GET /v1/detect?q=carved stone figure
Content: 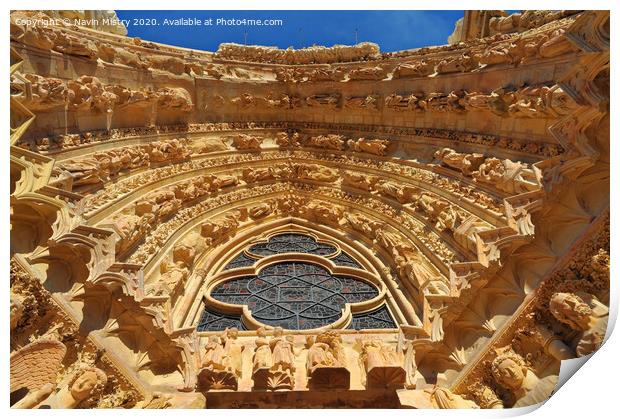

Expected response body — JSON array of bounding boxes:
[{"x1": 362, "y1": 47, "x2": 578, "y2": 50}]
[
  {"x1": 347, "y1": 138, "x2": 390, "y2": 156},
  {"x1": 491, "y1": 350, "x2": 557, "y2": 407},
  {"x1": 222, "y1": 328, "x2": 244, "y2": 377},
  {"x1": 472, "y1": 158, "x2": 539, "y2": 194},
  {"x1": 200, "y1": 213, "x2": 239, "y2": 245},
  {"x1": 17, "y1": 364, "x2": 108, "y2": 409},
  {"x1": 230, "y1": 133, "x2": 263, "y2": 150},
  {"x1": 10, "y1": 294, "x2": 24, "y2": 332},
  {"x1": 305, "y1": 94, "x2": 340, "y2": 109},
  {"x1": 306, "y1": 134, "x2": 345, "y2": 150},
  {"x1": 265, "y1": 327, "x2": 295, "y2": 390},
  {"x1": 392, "y1": 60, "x2": 435, "y2": 78},
  {"x1": 342, "y1": 171, "x2": 379, "y2": 191},
  {"x1": 549, "y1": 292, "x2": 609, "y2": 356},
  {"x1": 149, "y1": 138, "x2": 191, "y2": 162},
  {"x1": 359, "y1": 339, "x2": 405, "y2": 389},
  {"x1": 202, "y1": 336, "x2": 226, "y2": 371},
  {"x1": 385, "y1": 93, "x2": 419, "y2": 111},
  {"x1": 306, "y1": 332, "x2": 349, "y2": 390},
  {"x1": 198, "y1": 332, "x2": 239, "y2": 391},
  {"x1": 248, "y1": 202, "x2": 273, "y2": 219},
  {"x1": 242, "y1": 167, "x2": 274, "y2": 183},
  {"x1": 252, "y1": 327, "x2": 273, "y2": 372},
  {"x1": 348, "y1": 66, "x2": 388, "y2": 81},
  {"x1": 301, "y1": 200, "x2": 344, "y2": 225},
  {"x1": 344, "y1": 212, "x2": 382, "y2": 237},
  {"x1": 293, "y1": 163, "x2": 339, "y2": 182},
  {"x1": 344, "y1": 95, "x2": 378, "y2": 110},
  {"x1": 374, "y1": 180, "x2": 419, "y2": 203},
  {"x1": 434, "y1": 148, "x2": 485, "y2": 175}
]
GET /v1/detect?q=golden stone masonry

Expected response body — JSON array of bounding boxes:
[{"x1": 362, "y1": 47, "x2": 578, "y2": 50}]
[{"x1": 9, "y1": 9, "x2": 609, "y2": 409}]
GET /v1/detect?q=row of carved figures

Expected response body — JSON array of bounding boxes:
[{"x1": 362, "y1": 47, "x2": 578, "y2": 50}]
[
  {"x1": 11, "y1": 73, "x2": 193, "y2": 113},
  {"x1": 11, "y1": 11, "x2": 576, "y2": 79},
  {"x1": 196, "y1": 287, "x2": 608, "y2": 407},
  {"x1": 225, "y1": 83, "x2": 575, "y2": 118},
  {"x1": 57, "y1": 136, "x2": 537, "y2": 204},
  {"x1": 21, "y1": 120, "x2": 562, "y2": 158},
  {"x1": 12, "y1": 65, "x2": 573, "y2": 121},
  {"x1": 198, "y1": 327, "x2": 408, "y2": 392}
]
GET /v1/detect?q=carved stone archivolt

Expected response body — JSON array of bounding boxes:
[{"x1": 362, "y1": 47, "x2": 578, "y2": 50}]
[{"x1": 10, "y1": 9, "x2": 608, "y2": 409}]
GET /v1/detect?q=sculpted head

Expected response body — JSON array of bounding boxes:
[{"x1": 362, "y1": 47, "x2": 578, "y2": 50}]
[
  {"x1": 491, "y1": 352, "x2": 527, "y2": 391},
  {"x1": 69, "y1": 366, "x2": 107, "y2": 402},
  {"x1": 256, "y1": 326, "x2": 267, "y2": 338},
  {"x1": 273, "y1": 326, "x2": 284, "y2": 338},
  {"x1": 225, "y1": 327, "x2": 239, "y2": 339},
  {"x1": 549, "y1": 292, "x2": 592, "y2": 331},
  {"x1": 10, "y1": 295, "x2": 24, "y2": 331}
]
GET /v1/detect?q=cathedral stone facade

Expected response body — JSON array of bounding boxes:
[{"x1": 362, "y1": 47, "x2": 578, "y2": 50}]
[{"x1": 9, "y1": 10, "x2": 609, "y2": 409}]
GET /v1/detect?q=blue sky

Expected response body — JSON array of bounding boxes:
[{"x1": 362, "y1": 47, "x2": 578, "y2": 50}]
[{"x1": 115, "y1": 10, "x2": 467, "y2": 52}]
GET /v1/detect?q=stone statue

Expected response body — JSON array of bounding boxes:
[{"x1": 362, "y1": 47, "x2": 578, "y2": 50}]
[
  {"x1": 22, "y1": 365, "x2": 108, "y2": 409},
  {"x1": 264, "y1": 327, "x2": 296, "y2": 390},
  {"x1": 248, "y1": 202, "x2": 273, "y2": 219},
  {"x1": 374, "y1": 180, "x2": 419, "y2": 203},
  {"x1": 344, "y1": 212, "x2": 382, "y2": 236},
  {"x1": 359, "y1": 339, "x2": 405, "y2": 389},
  {"x1": 472, "y1": 158, "x2": 539, "y2": 194},
  {"x1": 293, "y1": 163, "x2": 339, "y2": 182},
  {"x1": 306, "y1": 134, "x2": 345, "y2": 150},
  {"x1": 549, "y1": 291, "x2": 608, "y2": 356},
  {"x1": 221, "y1": 327, "x2": 244, "y2": 377},
  {"x1": 252, "y1": 327, "x2": 273, "y2": 373},
  {"x1": 342, "y1": 171, "x2": 379, "y2": 191},
  {"x1": 270, "y1": 327, "x2": 295, "y2": 373},
  {"x1": 306, "y1": 335, "x2": 341, "y2": 373},
  {"x1": 344, "y1": 95, "x2": 378, "y2": 110},
  {"x1": 347, "y1": 138, "x2": 390, "y2": 156},
  {"x1": 230, "y1": 133, "x2": 263, "y2": 150},
  {"x1": 434, "y1": 147, "x2": 484, "y2": 175},
  {"x1": 491, "y1": 349, "x2": 557, "y2": 407},
  {"x1": 306, "y1": 332, "x2": 349, "y2": 390},
  {"x1": 198, "y1": 328, "x2": 243, "y2": 390},
  {"x1": 305, "y1": 94, "x2": 340, "y2": 109},
  {"x1": 202, "y1": 335, "x2": 226, "y2": 371}
]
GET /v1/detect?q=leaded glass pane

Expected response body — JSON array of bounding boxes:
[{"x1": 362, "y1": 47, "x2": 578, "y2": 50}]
[
  {"x1": 209, "y1": 261, "x2": 379, "y2": 330},
  {"x1": 224, "y1": 252, "x2": 257, "y2": 270},
  {"x1": 330, "y1": 251, "x2": 363, "y2": 268},
  {"x1": 248, "y1": 233, "x2": 337, "y2": 257},
  {"x1": 197, "y1": 306, "x2": 246, "y2": 332},
  {"x1": 348, "y1": 305, "x2": 397, "y2": 330}
]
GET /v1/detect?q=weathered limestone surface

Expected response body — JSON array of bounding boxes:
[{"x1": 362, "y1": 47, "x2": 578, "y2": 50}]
[{"x1": 9, "y1": 9, "x2": 609, "y2": 409}]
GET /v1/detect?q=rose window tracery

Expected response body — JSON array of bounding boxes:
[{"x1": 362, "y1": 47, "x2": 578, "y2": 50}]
[{"x1": 197, "y1": 232, "x2": 397, "y2": 331}]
